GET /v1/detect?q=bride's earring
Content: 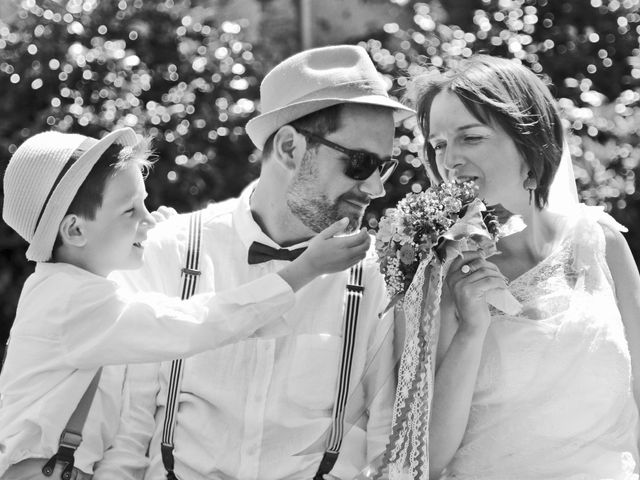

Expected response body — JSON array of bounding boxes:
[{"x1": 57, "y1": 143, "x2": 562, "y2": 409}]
[{"x1": 523, "y1": 171, "x2": 537, "y2": 205}]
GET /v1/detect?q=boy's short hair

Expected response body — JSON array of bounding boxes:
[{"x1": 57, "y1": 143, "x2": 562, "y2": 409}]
[
  {"x1": 65, "y1": 137, "x2": 153, "y2": 221},
  {"x1": 2, "y1": 128, "x2": 141, "y2": 262}
]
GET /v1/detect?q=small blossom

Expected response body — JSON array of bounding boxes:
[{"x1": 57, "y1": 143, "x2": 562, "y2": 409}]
[{"x1": 399, "y1": 243, "x2": 416, "y2": 265}]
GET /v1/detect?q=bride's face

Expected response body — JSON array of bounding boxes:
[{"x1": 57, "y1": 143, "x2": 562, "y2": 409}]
[{"x1": 427, "y1": 90, "x2": 530, "y2": 211}]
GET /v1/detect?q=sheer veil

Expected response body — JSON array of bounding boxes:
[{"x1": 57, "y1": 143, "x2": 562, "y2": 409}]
[
  {"x1": 547, "y1": 139, "x2": 580, "y2": 215},
  {"x1": 548, "y1": 138, "x2": 626, "y2": 232}
]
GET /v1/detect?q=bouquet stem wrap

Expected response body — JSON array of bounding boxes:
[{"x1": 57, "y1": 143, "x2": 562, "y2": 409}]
[{"x1": 374, "y1": 253, "x2": 447, "y2": 480}]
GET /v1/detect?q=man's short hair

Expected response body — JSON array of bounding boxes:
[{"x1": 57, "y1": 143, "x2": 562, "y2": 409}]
[{"x1": 261, "y1": 104, "x2": 344, "y2": 159}]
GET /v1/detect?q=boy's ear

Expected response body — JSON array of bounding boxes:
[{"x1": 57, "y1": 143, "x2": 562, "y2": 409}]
[
  {"x1": 272, "y1": 125, "x2": 306, "y2": 171},
  {"x1": 58, "y1": 214, "x2": 87, "y2": 248}
]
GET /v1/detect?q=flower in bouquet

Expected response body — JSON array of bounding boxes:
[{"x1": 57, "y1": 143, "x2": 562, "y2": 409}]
[{"x1": 375, "y1": 181, "x2": 519, "y2": 311}]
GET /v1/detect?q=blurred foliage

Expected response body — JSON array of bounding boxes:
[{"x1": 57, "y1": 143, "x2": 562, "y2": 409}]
[
  {"x1": 2, "y1": 0, "x2": 640, "y2": 342},
  {"x1": 363, "y1": 0, "x2": 640, "y2": 260}
]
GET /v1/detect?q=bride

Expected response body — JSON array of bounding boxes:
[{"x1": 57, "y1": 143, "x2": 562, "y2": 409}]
[{"x1": 387, "y1": 55, "x2": 640, "y2": 479}]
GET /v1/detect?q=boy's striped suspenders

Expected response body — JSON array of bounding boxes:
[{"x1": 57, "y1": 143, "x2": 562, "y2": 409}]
[{"x1": 159, "y1": 209, "x2": 365, "y2": 480}]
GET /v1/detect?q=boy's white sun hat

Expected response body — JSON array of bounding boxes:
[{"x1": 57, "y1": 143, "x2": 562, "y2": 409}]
[
  {"x1": 2, "y1": 128, "x2": 139, "y2": 262},
  {"x1": 245, "y1": 44, "x2": 415, "y2": 150}
]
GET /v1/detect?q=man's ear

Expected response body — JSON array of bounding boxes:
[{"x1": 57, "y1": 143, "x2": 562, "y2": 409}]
[
  {"x1": 58, "y1": 214, "x2": 88, "y2": 248},
  {"x1": 272, "y1": 125, "x2": 306, "y2": 171}
]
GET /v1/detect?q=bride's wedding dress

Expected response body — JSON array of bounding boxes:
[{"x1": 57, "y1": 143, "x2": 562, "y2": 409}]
[{"x1": 388, "y1": 206, "x2": 639, "y2": 480}]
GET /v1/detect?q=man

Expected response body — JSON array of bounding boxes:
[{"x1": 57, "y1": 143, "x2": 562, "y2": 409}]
[{"x1": 99, "y1": 44, "x2": 414, "y2": 480}]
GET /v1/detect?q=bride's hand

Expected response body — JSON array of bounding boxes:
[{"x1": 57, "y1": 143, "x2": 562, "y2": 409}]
[{"x1": 446, "y1": 251, "x2": 508, "y2": 332}]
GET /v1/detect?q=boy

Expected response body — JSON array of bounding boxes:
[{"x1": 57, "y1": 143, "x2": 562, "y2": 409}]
[{"x1": 0, "y1": 128, "x2": 370, "y2": 479}]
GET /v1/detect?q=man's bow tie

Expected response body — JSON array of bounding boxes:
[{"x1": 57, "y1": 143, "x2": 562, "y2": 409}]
[{"x1": 247, "y1": 241, "x2": 307, "y2": 265}]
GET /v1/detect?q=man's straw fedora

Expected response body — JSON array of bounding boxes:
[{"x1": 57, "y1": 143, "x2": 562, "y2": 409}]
[{"x1": 246, "y1": 45, "x2": 415, "y2": 150}]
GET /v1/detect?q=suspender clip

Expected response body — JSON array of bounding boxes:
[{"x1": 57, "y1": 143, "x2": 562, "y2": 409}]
[
  {"x1": 42, "y1": 454, "x2": 57, "y2": 476},
  {"x1": 313, "y1": 451, "x2": 340, "y2": 480},
  {"x1": 181, "y1": 268, "x2": 201, "y2": 277},
  {"x1": 161, "y1": 443, "x2": 176, "y2": 471},
  {"x1": 58, "y1": 431, "x2": 82, "y2": 450}
]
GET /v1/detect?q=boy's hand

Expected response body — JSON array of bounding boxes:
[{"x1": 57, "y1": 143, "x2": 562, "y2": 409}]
[
  {"x1": 276, "y1": 218, "x2": 370, "y2": 292},
  {"x1": 150, "y1": 205, "x2": 178, "y2": 223},
  {"x1": 302, "y1": 217, "x2": 371, "y2": 274}
]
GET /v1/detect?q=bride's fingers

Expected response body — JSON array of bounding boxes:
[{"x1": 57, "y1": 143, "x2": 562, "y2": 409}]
[
  {"x1": 449, "y1": 251, "x2": 484, "y2": 270},
  {"x1": 450, "y1": 258, "x2": 502, "y2": 282},
  {"x1": 453, "y1": 278, "x2": 509, "y2": 307},
  {"x1": 449, "y1": 267, "x2": 507, "y2": 295}
]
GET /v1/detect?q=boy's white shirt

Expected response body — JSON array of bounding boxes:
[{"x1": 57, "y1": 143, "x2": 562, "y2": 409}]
[{"x1": 0, "y1": 261, "x2": 295, "y2": 475}]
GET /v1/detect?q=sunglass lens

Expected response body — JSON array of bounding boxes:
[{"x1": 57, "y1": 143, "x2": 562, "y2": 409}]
[
  {"x1": 347, "y1": 155, "x2": 397, "y2": 182},
  {"x1": 346, "y1": 153, "x2": 376, "y2": 180}
]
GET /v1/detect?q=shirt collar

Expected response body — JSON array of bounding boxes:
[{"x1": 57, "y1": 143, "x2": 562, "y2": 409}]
[{"x1": 233, "y1": 180, "x2": 310, "y2": 252}]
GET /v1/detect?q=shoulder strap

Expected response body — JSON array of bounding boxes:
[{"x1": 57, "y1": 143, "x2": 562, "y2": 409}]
[
  {"x1": 42, "y1": 367, "x2": 103, "y2": 478},
  {"x1": 313, "y1": 261, "x2": 365, "y2": 480},
  {"x1": 161, "y1": 210, "x2": 203, "y2": 480}
]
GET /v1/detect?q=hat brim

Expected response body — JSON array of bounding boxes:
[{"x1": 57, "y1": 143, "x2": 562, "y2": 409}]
[
  {"x1": 26, "y1": 127, "x2": 139, "y2": 262},
  {"x1": 246, "y1": 95, "x2": 415, "y2": 150}
]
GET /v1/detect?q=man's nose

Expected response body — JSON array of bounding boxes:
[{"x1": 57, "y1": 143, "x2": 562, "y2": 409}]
[{"x1": 359, "y1": 168, "x2": 385, "y2": 199}]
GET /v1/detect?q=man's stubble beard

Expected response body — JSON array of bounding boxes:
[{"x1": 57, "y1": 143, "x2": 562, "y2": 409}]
[{"x1": 286, "y1": 151, "x2": 363, "y2": 233}]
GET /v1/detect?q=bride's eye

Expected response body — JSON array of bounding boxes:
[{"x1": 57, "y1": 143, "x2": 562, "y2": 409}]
[{"x1": 431, "y1": 142, "x2": 445, "y2": 153}]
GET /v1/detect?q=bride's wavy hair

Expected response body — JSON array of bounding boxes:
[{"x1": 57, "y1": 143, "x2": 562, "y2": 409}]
[{"x1": 408, "y1": 55, "x2": 564, "y2": 209}]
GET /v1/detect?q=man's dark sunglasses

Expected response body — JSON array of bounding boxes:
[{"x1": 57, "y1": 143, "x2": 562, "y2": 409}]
[{"x1": 296, "y1": 128, "x2": 398, "y2": 182}]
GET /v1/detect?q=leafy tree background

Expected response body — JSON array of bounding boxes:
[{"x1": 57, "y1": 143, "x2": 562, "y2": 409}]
[{"x1": 1, "y1": 0, "x2": 639, "y2": 345}]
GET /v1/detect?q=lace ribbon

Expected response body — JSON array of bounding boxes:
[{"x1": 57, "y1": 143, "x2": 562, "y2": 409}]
[{"x1": 369, "y1": 252, "x2": 447, "y2": 480}]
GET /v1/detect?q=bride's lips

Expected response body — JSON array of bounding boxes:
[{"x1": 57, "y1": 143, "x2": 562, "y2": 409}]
[{"x1": 454, "y1": 175, "x2": 479, "y2": 184}]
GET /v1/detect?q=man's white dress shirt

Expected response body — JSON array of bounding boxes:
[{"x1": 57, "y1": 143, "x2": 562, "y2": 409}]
[{"x1": 105, "y1": 183, "x2": 396, "y2": 480}]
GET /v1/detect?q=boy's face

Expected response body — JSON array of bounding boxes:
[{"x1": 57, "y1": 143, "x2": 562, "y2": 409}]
[{"x1": 80, "y1": 163, "x2": 155, "y2": 276}]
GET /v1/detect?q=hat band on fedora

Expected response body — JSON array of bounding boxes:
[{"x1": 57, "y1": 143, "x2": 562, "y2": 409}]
[
  {"x1": 33, "y1": 137, "x2": 98, "y2": 235},
  {"x1": 289, "y1": 79, "x2": 388, "y2": 106}
]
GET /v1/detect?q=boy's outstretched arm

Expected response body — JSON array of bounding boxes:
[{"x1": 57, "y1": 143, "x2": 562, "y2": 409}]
[{"x1": 278, "y1": 217, "x2": 371, "y2": 292}]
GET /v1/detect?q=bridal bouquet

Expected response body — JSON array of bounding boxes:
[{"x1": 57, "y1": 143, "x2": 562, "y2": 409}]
[{"x1": 375, "y1": 181, "x2": 522, "y2": 315}]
